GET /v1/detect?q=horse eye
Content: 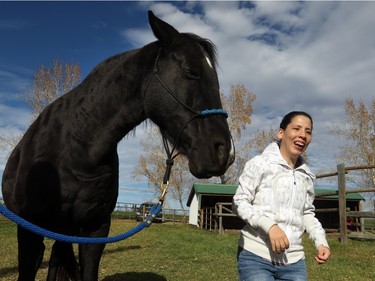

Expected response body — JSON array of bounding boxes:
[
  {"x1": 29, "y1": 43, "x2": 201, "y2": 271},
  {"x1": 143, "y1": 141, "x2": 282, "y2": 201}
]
[{"x1": 181, "y1": 68, "x2": 200, "y2": 80}]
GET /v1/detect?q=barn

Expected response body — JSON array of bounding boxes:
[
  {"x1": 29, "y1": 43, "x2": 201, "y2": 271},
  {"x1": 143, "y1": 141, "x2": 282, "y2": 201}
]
[
  {"x1": 186, "y1": 183, "x2": 244, "y2": 231},
  {"x1": 314, "y1": 187, "x2": 365, "y2": 232},
  {"x1": 187, "y1": 183, "x2": 365, "y2": 233}
]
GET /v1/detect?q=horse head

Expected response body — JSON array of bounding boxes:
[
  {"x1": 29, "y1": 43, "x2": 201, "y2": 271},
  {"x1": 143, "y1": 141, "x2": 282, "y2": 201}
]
[{"x1": 144, "y1": 11, "x2": 235, "y2": 178}]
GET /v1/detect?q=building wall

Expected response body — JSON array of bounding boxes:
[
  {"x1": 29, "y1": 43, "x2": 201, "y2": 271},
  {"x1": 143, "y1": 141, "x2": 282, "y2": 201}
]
[{"x1": 188, "y1": 193, "x2": 199, "y2": 226}]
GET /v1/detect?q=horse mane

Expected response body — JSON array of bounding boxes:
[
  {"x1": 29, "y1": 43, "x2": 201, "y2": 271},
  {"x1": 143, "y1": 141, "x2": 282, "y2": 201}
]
[{"x1": 182, "y1": 33, "x2": 218, "y2": 67}]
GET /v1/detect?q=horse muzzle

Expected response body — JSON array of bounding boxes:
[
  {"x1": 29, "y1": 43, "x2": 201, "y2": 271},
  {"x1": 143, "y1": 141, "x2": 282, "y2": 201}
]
[{"x1": 188, "y1": 134, "x2": 235, "y2": 179}]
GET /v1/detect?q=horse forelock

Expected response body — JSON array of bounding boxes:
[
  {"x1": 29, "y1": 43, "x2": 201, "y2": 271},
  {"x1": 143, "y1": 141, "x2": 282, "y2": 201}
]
[{"x1": 182, "y1": 33, "x2": 218, "y2": 67}]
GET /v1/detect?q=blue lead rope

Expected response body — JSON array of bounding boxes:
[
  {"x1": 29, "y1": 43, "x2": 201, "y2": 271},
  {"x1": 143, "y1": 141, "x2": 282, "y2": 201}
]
[{"x1": 0, "y1": 203, "x2": 162, "y2": 244}]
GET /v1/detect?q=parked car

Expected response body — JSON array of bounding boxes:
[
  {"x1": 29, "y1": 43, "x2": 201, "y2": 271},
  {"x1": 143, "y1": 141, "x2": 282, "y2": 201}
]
[{"x1": 135, "y1": 202, "x2": 163, "y2": 222}]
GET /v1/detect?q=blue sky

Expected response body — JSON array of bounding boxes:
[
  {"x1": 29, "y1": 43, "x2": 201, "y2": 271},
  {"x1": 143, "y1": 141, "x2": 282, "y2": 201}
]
[
  {"x1": 1, "y1": 2, "x2": 148, "y2": 92},
  {"x1": 1, "y1": 1, "x2": 375, "y2": 208}
]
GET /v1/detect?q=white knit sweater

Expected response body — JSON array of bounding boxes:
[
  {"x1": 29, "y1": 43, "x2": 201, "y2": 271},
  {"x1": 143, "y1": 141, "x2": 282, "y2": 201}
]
[{"x1": 232, "y1": 142, "x2": 329, "y2": 264}]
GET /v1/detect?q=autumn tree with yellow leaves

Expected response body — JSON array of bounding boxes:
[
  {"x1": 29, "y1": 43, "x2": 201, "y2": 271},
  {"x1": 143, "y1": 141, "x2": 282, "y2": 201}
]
[{"x1": 332, "y1": 97, "x2": 375, "y2": 189}]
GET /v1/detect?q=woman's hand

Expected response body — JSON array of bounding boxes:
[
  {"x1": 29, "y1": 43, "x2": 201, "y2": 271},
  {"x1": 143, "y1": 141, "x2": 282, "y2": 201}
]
[
  {"x1": 268, "y1": 224, "x2": 289, "y2": 254},
  {"x1": 315, "y1": 245, "x2": 331, "y2": 264}
]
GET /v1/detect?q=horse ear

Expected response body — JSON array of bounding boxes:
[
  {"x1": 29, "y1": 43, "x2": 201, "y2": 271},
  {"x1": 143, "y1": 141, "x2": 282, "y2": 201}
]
[{"x1": 148, "y1": 10, "x2": 179, "y2": 46}]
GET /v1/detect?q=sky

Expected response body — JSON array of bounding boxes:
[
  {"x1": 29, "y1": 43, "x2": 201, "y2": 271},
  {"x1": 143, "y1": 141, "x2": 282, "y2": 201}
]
[{"x1": 1, "y1": 1, "x2": 374, "y2": 208}]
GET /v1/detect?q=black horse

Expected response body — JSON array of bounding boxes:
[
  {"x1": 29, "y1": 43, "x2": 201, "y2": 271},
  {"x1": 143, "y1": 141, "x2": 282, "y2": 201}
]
[{"x1": 2, "y1": 11, "x2": 234, "y2": 281}]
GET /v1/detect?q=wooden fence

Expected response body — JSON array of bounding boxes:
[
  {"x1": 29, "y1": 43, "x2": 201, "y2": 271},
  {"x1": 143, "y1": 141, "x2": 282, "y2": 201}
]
[
  {"x1": 198, "y1": 203, "x2": 240, "y2": 234},
  {"x1": 315, "y1": 163, "x2": 375, "y2": 244},
  {"x1": 199, "y1": 207, "x2": 216, "y2": 230},
  {"x1": 112, "y1": 202, "x2": 188, "y2": 223},
  {"x1": 214, "y1": 202, "x2": 236, "y2": 234},
  {"x1": 198, "y1": 164, "x2": 375, "y2": 242},
  {"x1": 0, "y1": 199, "x2": 188, "y2": 224}
]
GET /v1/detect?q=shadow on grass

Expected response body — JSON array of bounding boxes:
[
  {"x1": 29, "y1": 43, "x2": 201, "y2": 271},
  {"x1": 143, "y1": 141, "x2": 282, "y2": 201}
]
[
  {"x1": 102, "y1": 272, "x2": 167, "y2": 281},
  {"x1": 0, "y1": 246, "x2": 146, "y2": 279},
  {"x1": 0, "y1": 262, "x2": 166, "y2": 281},
  {"x1": 0, "y1": 265, "x2": 18, "y2": 278},
  {"x1": 0, "y1": 261, "x2": 49, "y2": 279},
  {"x1": 102, "y1": 246, "x2": 166, "y2": 280},
  {"x1": 103, "y1": 245, "x2": 142, "y2": 255}
]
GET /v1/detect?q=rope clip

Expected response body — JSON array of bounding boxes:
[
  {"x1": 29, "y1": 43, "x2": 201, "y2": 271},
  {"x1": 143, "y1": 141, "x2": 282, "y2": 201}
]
[{"x1": 159, "y1": 181, "x2": 170, "y2": 203}]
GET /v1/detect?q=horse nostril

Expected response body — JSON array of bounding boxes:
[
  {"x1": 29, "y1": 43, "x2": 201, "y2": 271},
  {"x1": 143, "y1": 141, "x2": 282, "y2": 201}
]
[
  {"x1": 228, "y1": 135, "x2": 235, "y2": 166},
  {"x1": 216, "y1": 143, "x2": 232, "y2": 165},
  {"x1": 216, "y1": 144, "x2": 225, "y2": 161}
]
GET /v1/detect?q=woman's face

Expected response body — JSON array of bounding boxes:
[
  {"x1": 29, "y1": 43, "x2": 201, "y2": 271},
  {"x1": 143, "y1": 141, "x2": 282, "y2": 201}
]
[{"x1": 277, "y1": 115, "x2": 312, "y2": 166}]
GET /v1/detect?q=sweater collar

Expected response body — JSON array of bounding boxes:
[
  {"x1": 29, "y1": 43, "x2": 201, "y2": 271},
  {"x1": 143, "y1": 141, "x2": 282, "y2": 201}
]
[{"x1": 263, "y1": 142, "x2": 315, "y2": 179}]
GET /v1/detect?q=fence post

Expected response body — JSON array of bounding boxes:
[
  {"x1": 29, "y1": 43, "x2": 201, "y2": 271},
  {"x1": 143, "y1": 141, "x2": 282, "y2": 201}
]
[
  {"x1": 219, "y1": 204, "x2": 223, "y2": 234},
  {"x1": 338, "y1": 163, "x2": 347, "y2": 244},
  {"x1": 199, "y1": 209, "x2": 203, "y2": 228},
  {"x1": 214, "y1": 204, "x2": 218, "y2": 231}
]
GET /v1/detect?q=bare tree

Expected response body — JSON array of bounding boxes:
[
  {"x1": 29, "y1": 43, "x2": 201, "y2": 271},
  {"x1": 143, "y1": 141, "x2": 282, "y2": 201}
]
[
  {"x1": 23, "y1": 60, "x2": 81, "y2": 118},
  {"x1": 0, "y1": 60, "x2": 81, "y2": 152},
  {"x1": 332, "y1": 97, "x2": 375, "y2": 189},
  {"x1": 0, "y1": 133, "x2": 23, "y2": 151},
  {"x1": 246, "y1": 127, "x2": 277, "y2": 155},
  {"x1": 132, "y1": 127, "x2": 193, "y2": 221}
]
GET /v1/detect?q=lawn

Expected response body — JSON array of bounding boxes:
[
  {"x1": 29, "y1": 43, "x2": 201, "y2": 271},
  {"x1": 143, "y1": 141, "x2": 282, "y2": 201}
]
[{"x1": 1, "y1": 218, "x2": 374, "y2": 280}]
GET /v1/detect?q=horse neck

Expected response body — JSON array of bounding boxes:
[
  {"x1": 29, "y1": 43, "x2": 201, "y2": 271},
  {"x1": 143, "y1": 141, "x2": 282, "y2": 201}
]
[{"x1": 72, "y1": 48, "x2": 155, "y2": 159}]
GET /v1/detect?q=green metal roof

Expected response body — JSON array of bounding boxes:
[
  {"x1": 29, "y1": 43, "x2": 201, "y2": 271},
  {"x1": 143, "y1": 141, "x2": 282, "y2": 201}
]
[
  {"x1": 193, "y1": 183, "x2": 238, "y2": 194},
  {"x1": 187, "y1": 183, "x2": 237, "y2": 206},
  {"x1": 187, "y1": 183, "x2": 365, "y2": 207},
  {"x1": 315, "y1": 188, "x2": 365, "y2": 200}
]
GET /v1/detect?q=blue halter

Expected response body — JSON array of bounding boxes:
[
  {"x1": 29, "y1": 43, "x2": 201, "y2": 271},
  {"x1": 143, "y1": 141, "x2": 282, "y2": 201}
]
[
  {"x1": 153, "y1": 48, "x2": 228, "y2": 119},
  {"x1": 200, "y1": 108, "x2": 228, "y2": 118}
]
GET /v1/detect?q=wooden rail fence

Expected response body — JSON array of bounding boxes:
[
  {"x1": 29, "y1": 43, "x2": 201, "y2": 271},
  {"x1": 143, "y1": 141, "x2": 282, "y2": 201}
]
[
  {"x1": 315, "y1": 163, "x2": 375, "y2": 244},
  {"x1": 197, "y1": 164, "x2": 374, "y2": 242}
]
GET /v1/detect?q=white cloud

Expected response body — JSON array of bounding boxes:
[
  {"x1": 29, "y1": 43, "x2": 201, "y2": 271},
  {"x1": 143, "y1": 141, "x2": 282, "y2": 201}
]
[
  {"x1": 139, "y1": 1, "x2": 374, "y2": 177},
  {"x1": 120, "y1": 28, "x2": 154, "y2": 48},
  {"x1": 1, "y1": 1, "x2": 374, "y2": 204}
]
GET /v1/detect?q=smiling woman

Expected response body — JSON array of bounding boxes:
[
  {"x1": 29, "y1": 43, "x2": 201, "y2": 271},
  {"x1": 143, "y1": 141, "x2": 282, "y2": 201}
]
[
  {"x1": 277, "y1": 111, "x2": 313, "y2": 169},
  {"x1": 232, "y1": 111, "x2": 331, "y2": 281}
]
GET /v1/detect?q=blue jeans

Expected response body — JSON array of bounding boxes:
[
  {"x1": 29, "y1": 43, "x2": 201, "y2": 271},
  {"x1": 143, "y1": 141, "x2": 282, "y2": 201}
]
[{"x1": 237, "y1": 247, "x2": 307, "y2": 281}]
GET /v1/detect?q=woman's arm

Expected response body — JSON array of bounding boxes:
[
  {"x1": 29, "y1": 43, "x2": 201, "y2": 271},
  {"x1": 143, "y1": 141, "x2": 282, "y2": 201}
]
[{"x1": 232, "y1": 159, "x2": 276, "y2": 233}]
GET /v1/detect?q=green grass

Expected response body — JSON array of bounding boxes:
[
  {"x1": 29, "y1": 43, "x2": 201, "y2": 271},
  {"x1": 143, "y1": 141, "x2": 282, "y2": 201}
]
[
  {"x1": 364, "y1": 218, "x2": 375, "y2": 231},
  {"x1": 1, "y1": 218, "x2": 374, "y2": 280}
]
